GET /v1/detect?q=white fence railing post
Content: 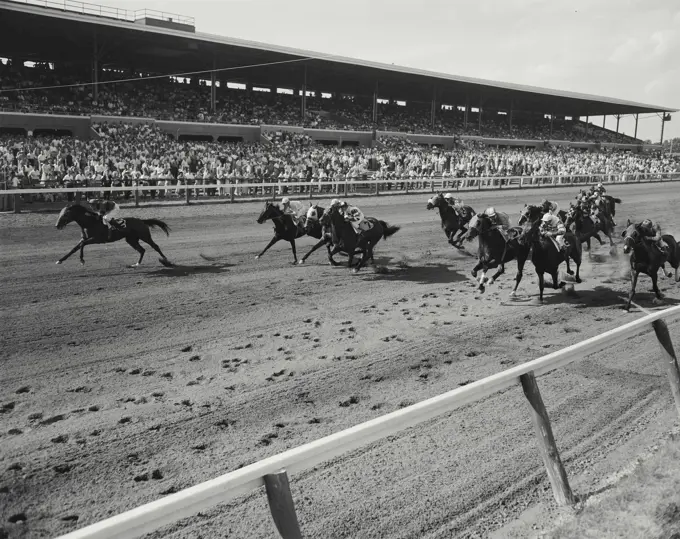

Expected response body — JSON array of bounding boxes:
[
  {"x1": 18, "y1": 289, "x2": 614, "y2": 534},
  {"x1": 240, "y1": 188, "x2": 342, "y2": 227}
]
[
  {"x1": 520, "y1": 371, "x2": 576, "y2": 506},
  {"x1": 264, "y1": 470, "x2": 303, "y2": 539},
  {"x1": 651, "y1": 319, "x2": 680, "y2": 418}
]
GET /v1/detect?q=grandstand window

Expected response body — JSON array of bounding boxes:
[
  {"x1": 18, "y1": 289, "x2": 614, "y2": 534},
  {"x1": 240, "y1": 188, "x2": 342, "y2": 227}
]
[
  {"x1": 441, "y1": 104, "x2": 454, "y2": 111},
  {"x1": 544, "y1": 114, "x2": 552, "y2": 119},
  {"x1": 298, "y1": 90, "x2": 316, "y2": 97},
  {"x1": 377, "y1": 98, "x2": 389, "y2": 105},
  {"x1": 498, "y1": 111, "x2": 507, "y2": 116},
  {"x1": 471, "y1": 107, "x2": 479, "y2": 113},
  {"x1": 277, "y1": 88, "x2": 294, "y2": 95},
  {"x1": 321, "y1": 92, "x2": 332, "y2": 99},
  {"x1": 457, "y1": 106, "x2": 466, "y2": 112},
  {"x1": 565, "y1": 116, "x2": 573, "y2": 120},
  {"x1": 227, "y1": 82, "x2": 246, "y2": 90},
  {"x1": 342, "y1": 95, "x2": 354, "y2": 101},
  {"x1": 0, "y1": 57, "x2": 8, "y2": 65},
  {"x1": 254, "y1": 87, "x2": 271, "y2": 93},
  {"x1": 24, "y1": 61, "x2": 37, "y2": 68},
  {"x1": 396, "y1": 101, "x2": 406, "y2": 107}
]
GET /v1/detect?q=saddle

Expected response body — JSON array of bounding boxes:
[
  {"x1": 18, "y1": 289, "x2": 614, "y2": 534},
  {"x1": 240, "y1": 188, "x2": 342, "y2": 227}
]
[{"x1": 109, "y1": 217, "x2": 126, "y2": 229}]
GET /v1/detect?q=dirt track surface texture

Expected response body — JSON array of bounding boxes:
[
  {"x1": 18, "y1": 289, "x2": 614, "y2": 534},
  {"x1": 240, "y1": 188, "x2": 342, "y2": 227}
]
[{"x1": 2, "y1": 183, "x2": 680, "y2": 539}]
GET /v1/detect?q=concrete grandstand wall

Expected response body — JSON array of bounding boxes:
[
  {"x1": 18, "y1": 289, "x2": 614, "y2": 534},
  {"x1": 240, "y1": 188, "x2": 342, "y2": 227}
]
[{"x1": 0, "y1": 112, "x2": 91, "y2": 139}]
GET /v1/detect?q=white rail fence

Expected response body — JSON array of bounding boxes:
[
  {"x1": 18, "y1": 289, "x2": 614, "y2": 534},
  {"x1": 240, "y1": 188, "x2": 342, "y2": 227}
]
[
  {"x1": 56, "y1": 306, "x2": 680, "y2": 539},
  {"x1": 2, "y1": 172, "x2": 679, "y2": 213}
]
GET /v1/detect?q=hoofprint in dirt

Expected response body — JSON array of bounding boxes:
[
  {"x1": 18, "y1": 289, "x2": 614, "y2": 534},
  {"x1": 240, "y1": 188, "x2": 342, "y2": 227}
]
[{"x1": 1, "y1": 183, "x2": 680, "y2": 539}]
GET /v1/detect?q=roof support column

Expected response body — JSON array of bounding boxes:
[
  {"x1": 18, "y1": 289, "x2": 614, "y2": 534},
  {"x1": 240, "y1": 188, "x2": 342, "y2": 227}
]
[
  {"x1": 301, "y1": 65, "x2": 307, "y2": 123},
  {"x1": 372, "y1": 82, "x2": 378, "y2": 125},
  {"x1": 478, "y1": 98, "x2": 482, "y2": 133},
  {"x1": 431, "y1": 85, "x2": 436, "y2": 129},
  {"x1": 660, "y1": 114, "x2": 667, "y2": 144},
  {"x1": 550, "y1": 113, "x2": 554, "y2": 139},
  {"x1": 616, "y1": 114, "x2": 620, "y2": 133},
  {"x1": 602, "y1": 114, "x2": 606, "y2": 128},
  {"x1": 585, "y1": 115, "x2": 589, "y2": 137},
  {"x1": 464, "y1": 95, "x2": 469, "y2": 130},
  {"x1": 509, "y1": 99, "x2": 514, "y2": 130},
  {"x1": 210, "y1": 58, "x2": 216, "y2": 114},
  {"x1": 634, "y1": 113, "x2": 639, "y2": 139}
]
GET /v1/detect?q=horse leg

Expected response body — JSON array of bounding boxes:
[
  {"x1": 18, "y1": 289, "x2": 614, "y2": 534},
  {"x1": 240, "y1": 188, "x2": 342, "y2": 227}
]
[
  {"x1": 471, "y1": 260, "x2": 483, "y2": 279},
  {"x1": 552, "y1": 270, "x2": 565, "y2": 289},
  {"x1": 143, "y1": 236, "x2": 172, "y2": 266},
  {"x1": 572, "y1": 251, "x2": 582, "y2": 283},
  {"x1": 126, "y1": 237, "x2": 146, "y2": 267},
  {"x1": 256, "y1": 236, "x2": 280, "y2": 260},
  {"x1": 489, "y1": 261, "x2": 505, "y2": 285},
  {"x1": 289, "y1": 239, "x2": 298, "y2": 265},
  {"x1": 57, "y1": 239, "x2": 84, "y2": 264},
  {"x1": 626, "y1": 268, "x2": 638, "y2": 311},
  {"x1": 593, "y1": 232, "x2": 604, "y2": 246},
  {"x1": 299, "y1": 239, "x2": 327, "y2": 265},
  {"x1": 511, "y1": 254, "x2": 527, "y2": 297},
  {"x1": 652, "y1": 272, "x2": 664, "y2": 304},
  {"x1": 78, "y1": 237, "x2": 98, "y2": 265},
  {"x1": 327, "y1": 245, "x2": 342, "y2": 266},
  {"x1": 537, "y1": 271, "x2": 545, "y2": 303}
]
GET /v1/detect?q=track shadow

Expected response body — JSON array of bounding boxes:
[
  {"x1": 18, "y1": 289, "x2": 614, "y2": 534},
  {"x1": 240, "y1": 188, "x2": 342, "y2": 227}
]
[
  {"x1": 368, "y1": 263, "x2": 467, "y2": 284},
  {"x1": 537, "y1": 285, "x2": 680, "y2": 309},
  {"x1": 145, "y1": 262, "x2": 233, "y2": 277}
]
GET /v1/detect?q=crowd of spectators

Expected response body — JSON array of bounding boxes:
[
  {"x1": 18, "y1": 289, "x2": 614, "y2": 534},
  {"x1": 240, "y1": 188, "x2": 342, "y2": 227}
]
[
  {"x1": 0, "y1": 63, "x2": 639, "y2": 144},
  {"x1": 1, "y1": 122, "x2": 677, "y2": 204}
]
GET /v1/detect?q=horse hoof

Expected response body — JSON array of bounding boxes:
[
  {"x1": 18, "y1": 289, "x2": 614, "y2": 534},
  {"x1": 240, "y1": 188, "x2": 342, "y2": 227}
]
[
  {"x1": 56, "y1": 260, "x2": 62, "y2": 265},
  {"x1": 567, "y1": 270, "x2": 574, "y2": 275},
  {"x1": 80, "y1": 260, "x2": 85, "y2": 266},
  {"x1": 255, "y1": 255, "x2": 260, "y2": 260},
  {"x1": 298, "y1": 260, "x2": 305, "y2": 265},
  {"x1": 352, "y1": 268, "x2": 359, "y2": 274},
  {"x1": 576, "y1": 277, "x2": 582, "y2": 284},
  {"x1": 488, "y1": 278, "x2": 495, "y2": 286},
  {"x1": 653, "y1": 297, "x2": 664, "y2": 306},
  {"x1": 471, "y1": 270, "x2": 477, "y2": 278}
]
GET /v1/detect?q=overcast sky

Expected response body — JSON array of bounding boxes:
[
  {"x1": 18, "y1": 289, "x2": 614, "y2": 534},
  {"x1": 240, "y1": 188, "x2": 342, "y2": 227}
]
[{"x1": 98, "y1": 0, "x2": 679, "y2": 141}]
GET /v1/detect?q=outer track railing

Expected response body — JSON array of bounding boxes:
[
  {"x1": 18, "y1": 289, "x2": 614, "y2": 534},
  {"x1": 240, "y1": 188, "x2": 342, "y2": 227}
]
[
  {"x1": 2, "y1": 172, "x2": 679, "y2": 213},
  {"x1": 55, "y1": 306, "x2": 680, "y2": 539}
]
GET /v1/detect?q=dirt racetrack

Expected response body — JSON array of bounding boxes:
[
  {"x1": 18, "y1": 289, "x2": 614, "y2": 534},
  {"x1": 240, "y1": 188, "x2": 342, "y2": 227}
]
[{"x1": 2, "y1": 182, "x2": 680, "y2": 539}]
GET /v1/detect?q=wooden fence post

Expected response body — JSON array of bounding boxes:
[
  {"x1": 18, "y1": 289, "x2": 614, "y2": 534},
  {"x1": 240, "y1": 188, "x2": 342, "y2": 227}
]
[
  {"x1": 520, "y1": 371, "x2": 576, "y2": 506},
  {"x1": 134, "y1": 186, "x2": 140, "y2": 207},
  {"x1": 13, "y1": 193, "x2": 21, "y2": 213},
  {"x1": 184, "y1": 182, "x2": 190, "y2": 205},
  {"x1": 264, "y1": 470, "x2": 303, "y2": 539},
  {"x1": 652, "y1": 319, "x2": 680, "y2": 418}
]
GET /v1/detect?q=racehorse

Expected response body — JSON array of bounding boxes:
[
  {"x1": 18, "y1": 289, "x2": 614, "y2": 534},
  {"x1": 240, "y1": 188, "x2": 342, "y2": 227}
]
[
  {"x1": 256, "y1": 201, "x2": 307, "y2": 264},
  {"x1": 621, "y1": 220, "x2": 680, "y2": 311},
  {"x1": 519, "y1": 219, "x2": 582, "y2": 302},
  {"x1": 299, "y1": 204, "x2": 359, "y2": 266},
  {"x1": 517, "y1": 204, "x2": 568, "y2": 227},
  {"x1": 55, "y1": 204, "x2": 173, "y2": 267},
  {"x1": 464, "y1": 213, "x2": 529, "y2": 295},
  {"x1": 426, "y1": 193, "x2": 476, "y2": 247},
  {"x1": 319, "y1": 205, "x2": 400, "y2": 273},
  {"x1": 564, "y1": 204, "x2": 614, "y2": 250}
]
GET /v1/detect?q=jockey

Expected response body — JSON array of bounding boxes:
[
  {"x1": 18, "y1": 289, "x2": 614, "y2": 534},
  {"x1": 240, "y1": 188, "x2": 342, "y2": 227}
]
[
  {"x1": 484, "y1": 207, "x2": 510, "y2": 239},
  {"x1": 540, "y1": 212, "x2": 568, "y2": 253},
  {"x1": 281, "y1": 197, "x2": 305, "y2": 226},
  {"x1": 85, "y1": 198, "x2": 124, "y2": 238},
  {"x1": 635, "y1": 219, "x2": 669, "y2": 255},
  {"x1": 339, "y1": 201, "x2": 372, "y2": 236},
  {"x1": 540, "y1": 199, "x2": 559, "y2": 216},
  {"x1": 443, "y1": 193, "x2": 456, "y2": 206}
]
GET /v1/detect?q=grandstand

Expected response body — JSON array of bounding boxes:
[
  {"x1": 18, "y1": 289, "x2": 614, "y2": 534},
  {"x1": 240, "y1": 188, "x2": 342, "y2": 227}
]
[{"x1": 0, "y1": 0, "x2": 675, "y2": 146}]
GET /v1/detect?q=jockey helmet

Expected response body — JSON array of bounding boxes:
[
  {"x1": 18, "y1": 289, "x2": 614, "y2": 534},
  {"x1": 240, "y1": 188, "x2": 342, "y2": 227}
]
[
  {"x1": 485, "y1": 207, "x2": 496, "y2": 217},
  {"x1": 541, "y1": 213, "x2": 553, "y2": 222},
  {"x1": 597, "y1": 183, "x2": 604, "y2": 189},
  {"x1": 281, "y1": 197, "x2": 290, "y2": 205},
  {"x1": 340, "y1": 201, "x2": 348, "y2": 207},
  {"x1": 641, "y1": 219, "x2": 652, "y2": 228},
  {"x1": 330, "y1": 198, "x2": 340, "y2": 207},
  {"x1": 443, "y1": 193, "x2": 454, "y2": 199}
]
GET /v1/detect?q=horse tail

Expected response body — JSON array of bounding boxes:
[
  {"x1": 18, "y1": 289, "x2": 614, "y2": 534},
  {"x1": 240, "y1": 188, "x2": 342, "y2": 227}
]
[
  {"x1": 143, "y1": 219, "x2": 171, "y2": 236},
  {"x1": 378, "y1": 220, "x2": 400, "y2": 239}
]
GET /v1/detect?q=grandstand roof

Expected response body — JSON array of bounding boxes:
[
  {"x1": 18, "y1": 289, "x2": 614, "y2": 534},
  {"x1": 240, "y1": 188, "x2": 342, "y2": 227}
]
[{"x1": 1, "y1": 0, "x2": 676, "y2": 117}]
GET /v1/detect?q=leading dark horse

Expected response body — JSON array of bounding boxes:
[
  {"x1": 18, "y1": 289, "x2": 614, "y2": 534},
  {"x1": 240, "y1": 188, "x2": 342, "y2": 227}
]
[
  {"x1": 465, "y1": 213, "x2": 529, "y2": 295},
  {"x1": 299, "y1": 204, "x2": 355, "y2": 266},
  {"x1": 55, "y1": 204, "x2": 173, "y2": 267},
  {"x1": 320, "y1": 205, "x2": 400, "y2": 272},
  {"x1": 621, "y1": 221, "x2": 680, "y2": 311},
  {"x1": 564, "y1": 204, "x2": 613, "y2": 250},
  {"x1": 256, "y1": 202, "x2": 307, "y2": 264},
  {"x1": 426, "y1": 193, "x2": 476, "y2": 247},
  {"x1": 519, "y1": 219, "x2": 582, "y2": 302}
]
